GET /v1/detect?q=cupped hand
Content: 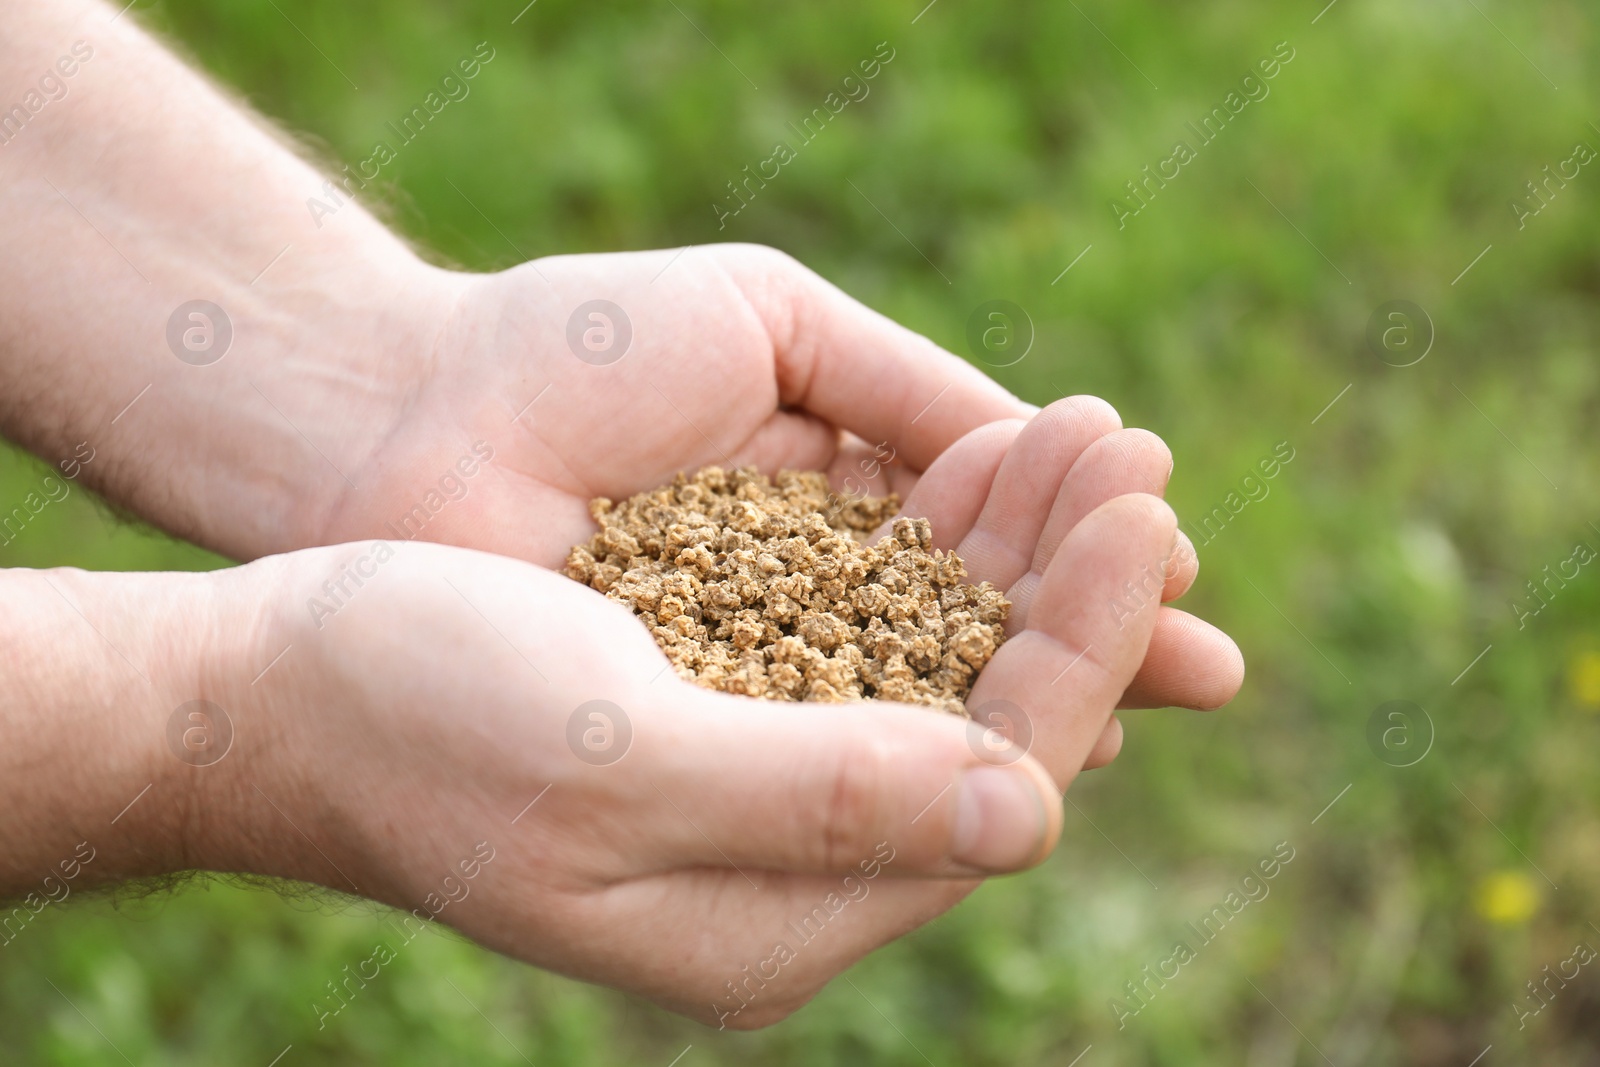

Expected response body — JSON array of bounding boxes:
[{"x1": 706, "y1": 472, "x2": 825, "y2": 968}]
[
  {"x1": 325, "y1": 243, "x2": 1025, "y2": 564},
  {"x1": 320, "y1": 245, "x2": 1238, "y2": 717},
  {"x1": 196, "y1": 486, "x2": 1178, "y2": 1028}
]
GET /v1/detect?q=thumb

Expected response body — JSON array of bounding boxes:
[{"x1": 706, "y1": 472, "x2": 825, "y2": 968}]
[
  {"x1": 709, "y1": 243, "x2": 1031, "y2": 470},
  {"x1": 636, "y1": 692, "x2": 1064, "y2": 879}
]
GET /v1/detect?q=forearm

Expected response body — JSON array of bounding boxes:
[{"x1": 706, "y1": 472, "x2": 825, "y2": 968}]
[
  {"x1": 0, "y1": 565, "x2": 225, "y2": 901},
  {"x1": 0, "y1": 0, "x2": 455, "y2": 560}
]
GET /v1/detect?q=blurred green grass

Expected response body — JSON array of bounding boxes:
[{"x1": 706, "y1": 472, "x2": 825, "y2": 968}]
[{"x1": 5, "y1": 0, "x2": 1600, "y2": 1062}]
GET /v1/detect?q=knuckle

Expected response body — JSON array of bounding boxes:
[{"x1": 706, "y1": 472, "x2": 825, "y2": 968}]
[
  {"x1": 716, "y1": 242, "x2": 805, "y2": 280},
  {"x1": 1081, "y1": 639, "x2": 1120, "y2": 681},
  {"x1": 708, "y1": 243, "x2": 816, "y2": 360},
  {"x1": 1063, "y1": 636, "x2": 1122, "y2": 690},
  {"x1": 818, "y1": 736, "x2": 894, "y2": 869}
]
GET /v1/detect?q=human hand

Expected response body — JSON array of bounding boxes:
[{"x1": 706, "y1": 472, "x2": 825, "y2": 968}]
[
  {"x1": 187, "y1": 487, "x2": 1178, "y2": 1028},
  {"x1": 310, "y1": 246, "x2": 1236, "y2": 717},
  {"x1": 864, "y1": 396, "x2": 1246, "y2": 766},
  {"x1": 0, "y1": 5, "x2": 1234, "y2": 727},
  {"x1": 318, "y1": 243, "x2": 1026, "y2": 565}
]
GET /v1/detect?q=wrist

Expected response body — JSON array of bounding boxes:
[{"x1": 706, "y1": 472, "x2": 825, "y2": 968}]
[
  {"x1": 0, "y1": 566, "x2": 227, "y2": 897},
  {"x1": 166, "y1": 547, "x2": 398, "y2": 898},
  {"x1": 141, "y1": 254, "x2": 467, "y2": 562}
]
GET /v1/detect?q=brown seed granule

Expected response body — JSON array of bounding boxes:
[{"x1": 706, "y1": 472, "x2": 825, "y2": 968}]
[{"x1": 563, "y1": 466, "x2": 1010, "y2": 716}]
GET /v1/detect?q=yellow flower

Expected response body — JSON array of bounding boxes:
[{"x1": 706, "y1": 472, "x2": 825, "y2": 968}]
[
  {"x1": 1474, "y1": 871, "x2": 1540, "y2": 926},
  {"x1": 1570, "y1": 650, "x2": 1600, "y2": 709}
]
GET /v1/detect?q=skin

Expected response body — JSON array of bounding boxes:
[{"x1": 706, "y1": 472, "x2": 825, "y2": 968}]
[{"x1": 0, "y1": 0, "x2": 1243, "y2": 1028}]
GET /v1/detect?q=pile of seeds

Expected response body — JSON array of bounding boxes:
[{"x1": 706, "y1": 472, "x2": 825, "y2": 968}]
[{"x1": 563, "y1": 467, "x2": 1010, "y2": 715}]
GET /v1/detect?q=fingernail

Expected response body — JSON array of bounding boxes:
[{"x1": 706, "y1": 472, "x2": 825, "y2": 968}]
[{"x1": 951, "y1": 766, "x2": 1049, "y2": 872}]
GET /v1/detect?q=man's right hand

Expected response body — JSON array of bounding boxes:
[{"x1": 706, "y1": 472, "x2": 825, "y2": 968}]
[{"x1": 180, "y1": 491, "x2": 1175, "y2": 1028}]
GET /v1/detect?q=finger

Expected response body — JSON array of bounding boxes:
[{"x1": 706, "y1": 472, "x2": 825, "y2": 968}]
[
  {"x1": 729, "y1": 409, "x2": 841, "y2": 473},
  {"x1": 953, "y1": 396, "x2": 1123, "y2": 588},
  {"x1": 825, "y1": 432, "x2": 921, "y2": 504},
  {"x1": 1166, "y1": 530, "x2": 1199, "y2": 600},
  {"x1": 1117, "y1": 607, "x2": 1244, "y2": 710},
  {"x1": 1081, "y1": 615, "x2": 1246, "y2": 784},
  {"x1": 1082, "y1": 715, "x2": 1124, "y2": 770},
  {"x1": 966, "y1": 492, "x2": 1177, "y2": 787},
  {"x1": 1006, "y1": 427, "x2": 1172, "y2": 630},
  {"x1": 866, "y1": 419, "x2": 1026, "y2": 547},
  {"x1": 638, "y1": 694, "x2": 1064, "y2": 878},
  {"x1": 711, "y1": 244, "x2": 1032, "y2": 470}
]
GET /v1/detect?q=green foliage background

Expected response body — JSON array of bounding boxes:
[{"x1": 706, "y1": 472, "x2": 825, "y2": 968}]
[{"x1": 4, "y1": 0, "x2": 1600, "y2": 1062}]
